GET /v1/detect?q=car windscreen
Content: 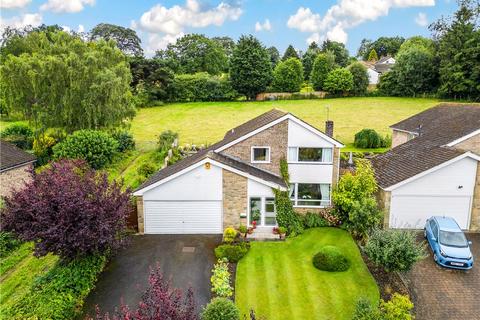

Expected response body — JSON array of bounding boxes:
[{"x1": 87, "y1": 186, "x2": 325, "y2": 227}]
[{"x1": 439, "y1": 231, "x2": 468, "y2": 247}]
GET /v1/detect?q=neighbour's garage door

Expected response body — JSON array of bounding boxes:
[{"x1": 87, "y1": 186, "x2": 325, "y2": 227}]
[
  {"x1": 144, "y1": 201, "x2": 222, "y2": 234},
  {"x1": 390, "y1": 195, "x2": 471, "y2": 229}
]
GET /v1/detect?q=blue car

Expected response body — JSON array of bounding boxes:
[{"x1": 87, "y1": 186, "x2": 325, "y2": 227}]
[{"x1": 424, "y1": 216, "x2": 474, "y2": 270}]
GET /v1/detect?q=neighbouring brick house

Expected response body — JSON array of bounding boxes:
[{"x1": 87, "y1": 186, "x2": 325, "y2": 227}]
[
  {"x1": 133, "y1": 109, "x2": 344, "y2": 234},
  {"x1": 0, "y1": 140, "x2": 36, "y2": 199},
  {"x1": 371, "y1": 103, "x2": 480, "y2": 231}
]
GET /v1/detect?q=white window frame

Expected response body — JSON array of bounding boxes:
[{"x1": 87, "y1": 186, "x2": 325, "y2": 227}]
[
  {"x1": 247, "y1": 196, "x2": 277, "y2": 226},
  {"x1": 287, "y1": 147, "x2": 333, "y2": 164},
  {"x1": 251, "y1": 146, "x2": 271, "y2": 163},
  {"x1": 290, "y1": 183, "x2": 331, "y2": 208}
]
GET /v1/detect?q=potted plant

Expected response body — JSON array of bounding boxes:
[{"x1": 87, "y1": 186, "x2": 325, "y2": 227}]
[
  {"x1": 272, "y1": 227, "x2": 279, "y2": 235},
  {"x1": 247, "y1": 227, "x2": 254, "y2": 235},
  {"x1": 278, "y1": 227, "x2": 287, "y2": 239},
  {"x1": 251, "y1": 210, "x2": 260, "y2": 229},
  {"x1": 238, "y1": 225, "x2": 248, "y2": 238}
]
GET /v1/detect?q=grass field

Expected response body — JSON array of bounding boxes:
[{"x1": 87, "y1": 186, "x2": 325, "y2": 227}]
[
  {"x1": 235, "y1": 228, "x2": 379, "y2": 320},
  {"x1": 131, "y1": 97, "x2": 441, "y2": 151}
]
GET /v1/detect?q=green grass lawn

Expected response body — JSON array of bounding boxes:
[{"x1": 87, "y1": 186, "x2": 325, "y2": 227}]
[
  {"x1": 235, "y1": 228, "x2": 379, "y2": 320},
  {"x1": 131, "y1": 97, "x2": 441, "y2": 151}
]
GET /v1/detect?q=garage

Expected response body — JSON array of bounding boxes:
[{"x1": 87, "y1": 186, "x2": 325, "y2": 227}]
[
  {"x1": 144, "y1": 201, "x2": 222, "y2": 234},
  {"x1": 389, "y1": 195, "x2": 472, "y2": 229}
]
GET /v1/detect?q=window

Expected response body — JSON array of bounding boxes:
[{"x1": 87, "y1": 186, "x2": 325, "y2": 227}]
[
  {"x1": 251, "y1": 147, "x2": 270, "y2": 163},
  {"x1": 289, "y1": 183, "x2": 331, "y2": 207},
  {"x1": 288, "y1": 147, "x2": 333, "y2": 163}
]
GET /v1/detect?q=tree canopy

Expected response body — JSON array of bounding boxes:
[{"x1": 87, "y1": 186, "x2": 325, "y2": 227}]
[
  {"x1": 367, "y1": 49, "x2": 378, "y2": 62},
  {"x1": 267, "y1": 46, "x2": 281, "y2": 68},
  {"x1": 348, "y1": 62, "x2": 369, "y2": 95},
  {"x1": 90, "y1": 23, "x2": 143, "y2": 56},
  {"x1": 272, "y1": 58, "x2": 304, "y2": 92},
  {"x1": 321, "y1": 40, "x2": 350, "y2": 66},
  {"x1": 310, "y1": 52, "x2": 336, "y2": 90},
  {"x1": 0, "y1": 30, "x2": 134, "y2": 133},
  {"x1": 323, "y1": 68, "x2": 354, "y2": 94},
  {"x1": 302, "y1": 42, "x2": 321, "y2": 80},
  {"x1": 230, "y1": 35, "x2": 272, "y2": 100},
  {"x1": 358, "y1": 36, "x2": 405, "y2": 60},
  {"x1": 282, "y1": 44, "x2": 299, "y2": 60}
]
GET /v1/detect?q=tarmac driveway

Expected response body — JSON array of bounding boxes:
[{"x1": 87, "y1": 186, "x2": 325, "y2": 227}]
[
  {"x1": 404, "y1": 233, "x2": 480, "y2": 320},
  {"x1": 82, "y1": 234, "x2": 221, "y2": 317}
]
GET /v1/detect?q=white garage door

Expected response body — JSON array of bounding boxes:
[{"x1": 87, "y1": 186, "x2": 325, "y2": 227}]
[
  {"x1": 390, "y1": 195, "x2": 472, "y2": 229},
  {"x1": 144, "y1": 201, "x2": 222, "y2": 234}
]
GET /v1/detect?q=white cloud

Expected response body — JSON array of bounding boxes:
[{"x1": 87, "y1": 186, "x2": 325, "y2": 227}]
[
  {"x1": 1, "y1": 0, "x2": 31, "y2": 9},
  {"x1": 40, "y1": 0, "x2": 95, "y2": 13},
  {"x1": 78, "y1": 24, "x2": 84, "y2": 33},
  {"x1": 61, "y1": 24, "x2": 85, "y2": 33},
  {"x1": 255, "y1": 19, "x2": 272, "y2": 32},
  {"x1": 288, "y1": 0, "x2": 435, "y2": 45},
  {"x1": 134, "y1": 0, "x2": 243, "y2": 55},
  {"x1": 415, "y1": 12, "x2": 428, "y2": 26},
  {"x1": 0, "y1": 13, "x2": 42, "y2": 31}
]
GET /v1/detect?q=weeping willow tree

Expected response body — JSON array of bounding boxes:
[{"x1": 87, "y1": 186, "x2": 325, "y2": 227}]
[{"x1": 0, "y1": 30, "x2": 135, "y2": 133}]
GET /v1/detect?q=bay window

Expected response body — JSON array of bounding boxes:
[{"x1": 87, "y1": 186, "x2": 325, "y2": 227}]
[
  {"x1": 288, "y1": 147, "x2": 333, "y2": 163},
  {"x1": 289, "y1": 183, "x2": 331, "y2": 207}
]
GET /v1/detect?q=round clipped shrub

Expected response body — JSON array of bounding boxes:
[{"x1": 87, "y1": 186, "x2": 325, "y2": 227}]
[
  {"x1": 312, "y1": 246, "x2": 350, "y2": 272},
  {"x1": 223, "y1": 227, "x2": 238, "y2": 243},
  {"x1": 354, "y1": 128, "x2": 389, "y2": 149},
  {"x1": 201, "y1": 297, "x2": 240, "y2": 320},
  {"x1": 52, "y1": 130, "x2": 118, "y2": 169}
]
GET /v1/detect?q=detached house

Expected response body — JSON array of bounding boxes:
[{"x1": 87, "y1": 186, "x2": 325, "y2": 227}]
[
  {"x1": 134, "y1": 109, "x2": 344, "y2": 234},
  {"x1": 372, "y1": 104, "x2": 480, "y2": 231}
]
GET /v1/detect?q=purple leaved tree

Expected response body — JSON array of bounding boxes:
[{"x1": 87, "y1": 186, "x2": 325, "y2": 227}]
[{"x1": 1, "y1": 159, "x2": 131, "y2": 260}]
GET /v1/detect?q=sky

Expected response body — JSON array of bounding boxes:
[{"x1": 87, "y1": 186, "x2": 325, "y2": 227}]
[{"x1": 0, "y1": 0, "x2": 458, "y2": 56}]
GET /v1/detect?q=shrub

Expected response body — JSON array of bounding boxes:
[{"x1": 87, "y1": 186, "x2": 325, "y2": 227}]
[
  {"x1": 215, "y1": 242, "x2": 249, "y2": 263},
  {"x1": 302, "y1": 212, "x2": 331, "y2": 228},
  {"x1": 272, "y1": 58, "x2": 304, "y2": 92},
  {"x1": 323, "y1": 68, "x2": 354, "y2": 94},
  {"x1": 348, "y1": 62, "x2": 369, "y2": 96},
  {"x1": 158, "y1": 130, "x2": 178, "y2": 151},
  {"x1": 137, "y1": 162, "x2": 157, "y2": 178},
  {"x1": 354, "y1": 129, "x2": 389, "y2": 149},
  {"x1": 52, "y1": 130, "x2": 118, "y2": 169},
  {"x1": 365, "y1": 229, "x2": 426, "y2": 272},
  {"x1": 169, "y1": 72, "x2": 238, "y2": 102},
  {"x1": 381, "y1": 293, "x2": 414, "y2": 320},
  {"x1": 33, "y1": 134, "x2": 57, "y2": 166},
  {"x1": 352, "y1": 297, "x2": 381, "y2": 320},
  {"x1": 310, "y1": 52, "x2": 336, "y2": 90},
  {"x1": 110, "y1": 130, "x2": 135, "y2": 152},
  {"x1": 1, "y1": 160, "x2": 131, "y2": 260},
  {"x1": 277, "y1": 226, "x2": 287, "y2": 234},
  {"x1": 201, "y1": 297, "x2": 240, "y2": 320},
  {"x1": 312, "y1": 245, "x2": 350, "y2": 272},
  {"x1": 211, "y1": 258, "x2": 233, "y2": 298},
  {"x1": 0, "y1": 231, "x2": 22, "y2": 258},
  {"x1": 348, "y1": 198, "x2": 383, "y2": 240},
  {"x1": 91, "y1": 264, "x2": 197, "y2": 320},
  {"x1": 0, "y1": 123, "x2": 34, "y2": 149},
  {"x1": 238, "y1": 225, "x2": 248, "y2": 236},
  {"x1": 223, "y1": 227, "x2": 238, "y2": 244}
]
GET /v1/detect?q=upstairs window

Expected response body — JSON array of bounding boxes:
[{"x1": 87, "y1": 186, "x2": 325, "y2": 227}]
[
  {"x1": 288, "y1": 147, "x2": 333, "y2": 163},
  {"x1": 251, "y1": 146, "x2": 270, "y2": 163}
]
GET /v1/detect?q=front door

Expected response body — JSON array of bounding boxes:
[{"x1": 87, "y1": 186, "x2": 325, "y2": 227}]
[{"x1": 249, "y1": 197, "x2": 276, "y2": 227}]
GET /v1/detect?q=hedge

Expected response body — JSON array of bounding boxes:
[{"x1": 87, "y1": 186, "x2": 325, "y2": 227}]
[{"x1": 169, "y1": 72, "x2": 238, "y2": 102}]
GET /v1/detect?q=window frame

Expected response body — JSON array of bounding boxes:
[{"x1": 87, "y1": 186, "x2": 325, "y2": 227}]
[
  {"x1": 251, "y1": 146, "x2": 271, "y2": 163},
  {"x1": 287, "y1": 147, "x2": 333, "y2": 164},
  {"x1": 289, "y1": 183, "x2": 331, "y2": 208}
]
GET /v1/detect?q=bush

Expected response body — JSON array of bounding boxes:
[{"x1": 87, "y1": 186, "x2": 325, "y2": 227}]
[
  {"x1": 354, "y1": 129, "x2": 390, "y2": 149},
  {"x1": 302, "y1": 212, "x2": 331, "y2": 228},
  {"x1": 272, "y1": 58, "x2": 304, "y2": 92},
  {"x1": 223, "y1": 227, "x2": 238, "y2": 244},
  {"x1": 1, "y1": 160, "x2": 131, "y2": 260},
  {"x1": 215, "y1": 242, "x2": 249, "y2": 263},
  {"x1": 238, "y1": 225, "x2": 248, "y2": 236},
  {"x1": 365, "y1": 229, "x2": 426, "y2": 272},
  {"x1": 3, "y1": 254, "x2": 107, "y2": 319},
  {"x1": 110, "y1": 130, "x2": 135, "y2": 152},
  {"x1": 352, "y1": 297, "x2": 381, "y2": 320},
  {"x1": 310, "y1": 52, "x2": 336, "y2": 90},
  {"x1": 0, "y1": 232, "x2": 22, "y2": 258},
  {"x1": 158, "y1": 130, "x2": 178, "y2": 151},
  {"x1": 312, "y1": 246, "x2": 350, "y2": 272},
  {"x1": 33, "y1": 134, "x2": 57, "y2": 166},
  {"x1": 137, "y1": 162, "x2": 157, "y2": 177},
  {"x1": 211, "y1": 258, "x2": 233, "y2": 298},
  {"x1": 381, "y1": 293, "x2": 414, "y2": 320},
  {"x1": 323, "y1": 68, "x2": 354, "y2": 94},
  {"x1": 201, "y1": 297, "x2": 240, "y2": 320},
  {"x1": 348, "y1": 198, "x2": 383, "y2": 240},
  {"x1": 169, "y1": 72, "x2": 238, "y2": 102},
  {"x1": 52, "y1": 130, "x2": 118, "y2": 169},
  {"x1": 0, "y1": 123, "x2": 34, "y2": 149},
  {"x1": 348, "y1": 62, "x2": 369, "y2": 96}
]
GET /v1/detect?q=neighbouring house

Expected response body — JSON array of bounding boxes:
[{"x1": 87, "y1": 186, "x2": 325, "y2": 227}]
[
  {"x1": 0, "y1": 140, "x2": 36, "y2": 198},
  {"x1": 361, "y1": 56, "x2": 396, "y2": 85},
  {"x1": 372, "y1": 103, "x2": 480, "y2": 231},
  {"x1": 133, "y1": 109, "x2": 344, "y2": 234}
]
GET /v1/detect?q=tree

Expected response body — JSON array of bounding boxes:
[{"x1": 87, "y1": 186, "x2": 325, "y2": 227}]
[
  {"x1": 158, "y1": 34, "x2": 228, "y2": 75},
  {"x1": 348, "y1": 62, "x2": 369, "y2": 95},
  {"x1": 272, "y1": 58, "x2": 304, "y2": 92},
  {"x1": 430, "y1": 0, "x2": 480, "y2": 101},
  {"x1": 1, "y1": 160, "x2": 131, "y2": 260},
  {"x1": 267, "y1": 46, "x2": 280, "y2": 68},
  {"x1": 0, "y1": 30, "x2": 134, "y2": 133},
  {"x1": 323, "y1": 68, "x2": 354, "y2": 94},
  {"x1": 398, "y1": 36, "x2": 435, "y2": 55},
  {"x1": 282, "y1": 44, "x2": 299, "y2": 60},
  {"x1": 302, "y1": 42, "x2": 321, "y2": 80},
  {"x1": 356, "y1": 38, "x2": 373, "y2": 58},
  {"x1": 359, "y1": 36, "x2": 405, "y2": 60},
  {"x1": 230, "y1": 35, "x2": 272, "y2": 100},
  {"x1": 321, "y1": 40, "x2": 350, "y2": 66},
  {"x1": 310, "y1": 52, "x2": 336, "y2": 90},
  {"x1": 90, "y1": 23, "x2": 143, "y2": 56},
  {"x1": 1, "y1": 24, "x2": 63, "y2": 58},
  {"x1": 212, "y1": 36, "x2": 236, "y2": 59},
  {"x1": 367, "y1": 49, "x2": 379, "y2": 62}
]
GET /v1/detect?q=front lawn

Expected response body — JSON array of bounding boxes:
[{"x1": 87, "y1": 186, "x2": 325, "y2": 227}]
[{"x1": 235, "y1": 228, "x2": 379, "y2": 319}]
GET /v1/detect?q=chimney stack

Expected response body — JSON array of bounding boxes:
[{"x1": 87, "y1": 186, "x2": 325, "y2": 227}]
[{"x1": 325, "y1": 120, "x2": 334, "y2": 137}]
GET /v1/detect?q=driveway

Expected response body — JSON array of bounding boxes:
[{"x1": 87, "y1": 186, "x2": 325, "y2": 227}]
[
  {"x1": 404, "y1": 233, "x2": 480, "y2": 320},
  {"x1": 82, "y1": 235, "x2": 221, "y2": 317}
]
